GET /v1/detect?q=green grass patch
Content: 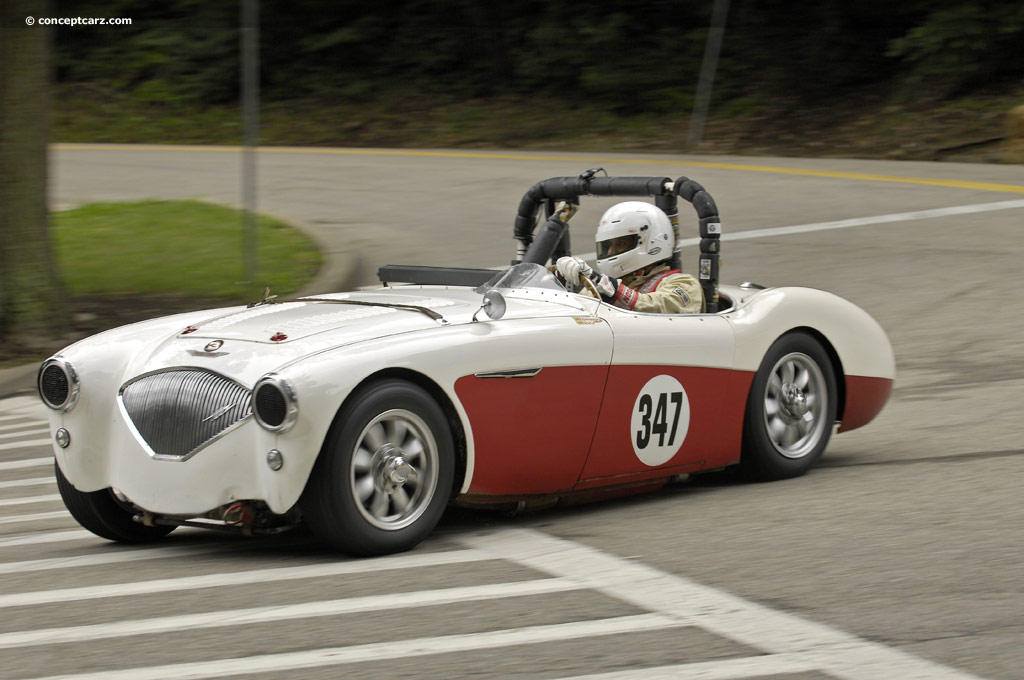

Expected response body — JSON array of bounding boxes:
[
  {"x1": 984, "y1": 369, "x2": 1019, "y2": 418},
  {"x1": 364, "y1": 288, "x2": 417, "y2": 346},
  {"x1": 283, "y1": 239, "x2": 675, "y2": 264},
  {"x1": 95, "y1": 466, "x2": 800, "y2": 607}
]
[{"x1": 51, "y1": 200, "x2": 321, "y2": 300}]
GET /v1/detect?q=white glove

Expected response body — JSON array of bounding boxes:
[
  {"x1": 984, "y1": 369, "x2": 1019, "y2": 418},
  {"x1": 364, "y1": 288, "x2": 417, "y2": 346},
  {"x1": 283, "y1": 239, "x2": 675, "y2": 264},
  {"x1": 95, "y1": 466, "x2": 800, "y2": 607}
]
[
  {"x1": 555, "y1": 256, "x2": 593, "y2": 286},
  {"x1": 595, "y1": 274, "x2": 618, "y2": 299}
]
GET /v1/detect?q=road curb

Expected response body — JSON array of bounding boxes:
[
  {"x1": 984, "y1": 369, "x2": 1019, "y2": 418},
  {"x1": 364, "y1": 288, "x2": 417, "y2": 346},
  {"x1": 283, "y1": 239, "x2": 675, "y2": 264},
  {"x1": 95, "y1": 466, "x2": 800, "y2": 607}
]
[{"x1": 290, "y1": 220, "x2": 362, "y2": 297}]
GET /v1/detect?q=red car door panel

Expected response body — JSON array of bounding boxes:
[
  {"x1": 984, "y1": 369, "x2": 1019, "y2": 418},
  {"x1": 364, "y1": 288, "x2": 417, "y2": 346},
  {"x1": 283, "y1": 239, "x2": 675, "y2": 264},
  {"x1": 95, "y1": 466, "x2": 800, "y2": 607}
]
[{"x1": 579, "y1": 309, "x2": 739, "y2": 484}]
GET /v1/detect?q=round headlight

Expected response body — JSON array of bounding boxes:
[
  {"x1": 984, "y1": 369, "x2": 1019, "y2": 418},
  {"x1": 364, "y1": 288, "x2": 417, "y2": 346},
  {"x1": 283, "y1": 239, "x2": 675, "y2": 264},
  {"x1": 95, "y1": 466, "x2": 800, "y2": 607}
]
[
  {"x1": 252, "y1": 374, "x2": 298, "y2": 432},
  {"x1": 38, "y1": 357, "x2": 79, "y2": 412}
]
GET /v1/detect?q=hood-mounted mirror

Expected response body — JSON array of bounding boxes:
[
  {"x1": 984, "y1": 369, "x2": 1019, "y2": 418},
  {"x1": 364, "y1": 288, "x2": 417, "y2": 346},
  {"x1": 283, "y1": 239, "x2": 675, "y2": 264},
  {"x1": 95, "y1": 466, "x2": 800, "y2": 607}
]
[{"x1": 472, "y1": 290, "x2": 506, "y2": 322}]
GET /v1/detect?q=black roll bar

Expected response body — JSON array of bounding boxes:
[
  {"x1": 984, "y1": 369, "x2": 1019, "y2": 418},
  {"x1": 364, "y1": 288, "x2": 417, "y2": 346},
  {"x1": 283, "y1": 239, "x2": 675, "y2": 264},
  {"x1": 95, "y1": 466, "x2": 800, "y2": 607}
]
[{"x1": 514, "y1": 172, "x2": 722, "y2": 312}]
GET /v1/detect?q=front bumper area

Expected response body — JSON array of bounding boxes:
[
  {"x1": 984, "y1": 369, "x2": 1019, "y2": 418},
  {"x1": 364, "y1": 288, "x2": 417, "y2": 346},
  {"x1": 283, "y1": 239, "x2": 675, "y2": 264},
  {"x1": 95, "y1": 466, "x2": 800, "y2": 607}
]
[{"x1": 50, "y1": 402, "x2": 320, "y2": 516}]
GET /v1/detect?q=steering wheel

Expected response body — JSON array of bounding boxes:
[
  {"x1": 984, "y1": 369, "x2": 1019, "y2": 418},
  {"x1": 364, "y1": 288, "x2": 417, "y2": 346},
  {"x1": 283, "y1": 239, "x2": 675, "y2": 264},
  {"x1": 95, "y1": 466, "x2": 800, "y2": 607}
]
[{"x1": 548, "y1": 264, "x2": 601, "y2": 298}]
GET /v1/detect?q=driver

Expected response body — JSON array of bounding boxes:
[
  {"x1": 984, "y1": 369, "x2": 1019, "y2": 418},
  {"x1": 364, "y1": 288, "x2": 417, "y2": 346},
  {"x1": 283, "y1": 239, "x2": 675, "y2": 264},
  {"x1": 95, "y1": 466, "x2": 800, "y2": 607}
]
[{"x1": 556, "y1": 201, "x2": 704, "y2": 314}]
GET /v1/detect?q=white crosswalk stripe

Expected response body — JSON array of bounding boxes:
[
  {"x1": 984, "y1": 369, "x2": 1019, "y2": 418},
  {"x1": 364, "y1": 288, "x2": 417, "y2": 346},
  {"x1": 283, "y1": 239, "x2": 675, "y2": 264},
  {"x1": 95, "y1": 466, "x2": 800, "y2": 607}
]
[
  {"x1": 0, "y1": 493, "x2": 61, "y2": 507},
  {"x1": 0, "y1": 476, "x2": 52, "y2": 489},
  {"x1": 0, "y1": 440, "x2": 51, "y2": 452},
  {"x1": 0, "y1": 456, "x2": 52, "y2": 469},
  {"x1": 0, "y1": 528, "x2": 93, "y2": 547},
  {"x1": 0, "y1": 577, "x2": 583, "y2": 649},
  {"x1": 0, "y1": 414, "x2": 45, "y2": 424},
  {"x1": 0, "y1": 428, "x2": 50, "y2": 441},
  {"x1": 0, "y1": 421, "x2": 48, "y2": 433},
  {"x1": 0, "y1": 540, "x2": 293, "y2": 574},
  {"x1": 0, "y1": 509, "x2": 69, "y2": 525},
  {"x1": 28, "y1": 614, "x2": 686, "y2": 680},
  {"x1": 0, "y1": 548, "x2": 493, "y2": 608}
]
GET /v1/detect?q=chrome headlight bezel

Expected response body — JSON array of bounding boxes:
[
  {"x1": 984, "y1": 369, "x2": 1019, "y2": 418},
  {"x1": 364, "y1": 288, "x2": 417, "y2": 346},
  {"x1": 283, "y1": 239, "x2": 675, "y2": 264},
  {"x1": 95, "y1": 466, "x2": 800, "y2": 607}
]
[
  {"x1": 251, "y1": 373, "x2": 299, "y2": 433},
  {"x1": 38, "y1": 357, "x2": 80, "y2": 412}
]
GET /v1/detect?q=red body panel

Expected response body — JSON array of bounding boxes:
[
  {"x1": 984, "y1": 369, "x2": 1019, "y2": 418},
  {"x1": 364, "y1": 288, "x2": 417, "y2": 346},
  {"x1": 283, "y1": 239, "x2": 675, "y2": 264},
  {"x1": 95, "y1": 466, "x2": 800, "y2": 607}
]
[
  {"x1": 455, "y1": 366, "x2": 609, "y2": 495},
  {"x1": 839, "y1": 375, "x2": 893, "y2": 432},
  {"x1": 456, "y1": 364, "x2": 756, "y2": 498},
  {"x1": 580, "y1": 365, "x2": 753, "y2": 484}
]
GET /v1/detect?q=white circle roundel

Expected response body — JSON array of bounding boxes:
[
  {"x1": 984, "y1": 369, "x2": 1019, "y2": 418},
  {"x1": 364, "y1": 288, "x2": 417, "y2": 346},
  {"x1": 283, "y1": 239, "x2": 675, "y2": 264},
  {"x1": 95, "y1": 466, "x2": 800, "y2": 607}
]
[{"x1": 630, "y1": 375, "x2": 690, "y2": 466}]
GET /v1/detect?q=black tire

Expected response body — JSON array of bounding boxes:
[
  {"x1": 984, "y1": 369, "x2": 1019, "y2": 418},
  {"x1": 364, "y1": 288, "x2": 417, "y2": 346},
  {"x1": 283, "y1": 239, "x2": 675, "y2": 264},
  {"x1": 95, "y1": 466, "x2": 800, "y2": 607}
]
[
  {"x1": 55, "y1": 462, "x2": 176, "y2": 542},
  {"x1": 740, "y1": 332, "x2": 838, "y2": 481},
  {"x1": 300, "y1": 379, "x2": 455, "y2": 556}
]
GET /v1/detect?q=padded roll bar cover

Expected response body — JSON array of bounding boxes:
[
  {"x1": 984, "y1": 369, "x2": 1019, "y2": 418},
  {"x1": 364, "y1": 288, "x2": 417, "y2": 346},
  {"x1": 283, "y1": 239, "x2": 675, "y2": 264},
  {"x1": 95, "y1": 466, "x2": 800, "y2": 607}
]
[
  {"x1": 699, "y1": 216, "x2": 722, "y2": 238},
  {"x1": 691, "y1": 191, "x2": 718, "y2": 218},
  {"x1": 655, "y1": 195, "x2": 682, "y2": 271},
  {"x1": 673, "y1": 177, "x2": 705, "y2": 202},
  {"x1": 699, "y1": 238, "x2": 721, "y2": 254},
  {"x1": 654, "y1": 195, "x2": 678, "y2": 213},
  {"x1": 552, "y1": 229, "x2": 572, "y2": 262},
  {"x1": 586, "y1": 177, "x2": 670, "y2": 197},
  {"x1": 698, "y1": 253, "x2": 720, "y2": 313},
  {"x1": 514, "y1": 177, "x2": 587, "y2": 243},
  {"x1": 522, "y1": 217, "x2": 570, "y2": 265}
]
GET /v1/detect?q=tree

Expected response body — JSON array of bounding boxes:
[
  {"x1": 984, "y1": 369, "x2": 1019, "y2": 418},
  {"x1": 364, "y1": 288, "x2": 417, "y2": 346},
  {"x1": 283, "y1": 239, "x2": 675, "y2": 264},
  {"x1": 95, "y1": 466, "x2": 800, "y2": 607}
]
[{"x1": 0, "y1": 0, "x2": 64, "y2": 349}]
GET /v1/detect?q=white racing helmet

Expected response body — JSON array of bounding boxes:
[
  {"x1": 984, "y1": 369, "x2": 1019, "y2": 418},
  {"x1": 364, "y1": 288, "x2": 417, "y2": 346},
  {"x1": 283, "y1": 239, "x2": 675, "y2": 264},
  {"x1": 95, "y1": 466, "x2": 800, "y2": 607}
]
[{"x1": 594, "y1": 202, "x2": 674, "y2": 277}]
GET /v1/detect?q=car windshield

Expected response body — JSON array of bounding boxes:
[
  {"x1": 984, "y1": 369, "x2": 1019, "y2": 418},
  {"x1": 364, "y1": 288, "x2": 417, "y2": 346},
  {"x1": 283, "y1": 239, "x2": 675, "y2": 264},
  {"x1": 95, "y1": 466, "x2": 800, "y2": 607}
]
[{"x1": 475, "y1": 262, "x2": 565, "y2": 293}]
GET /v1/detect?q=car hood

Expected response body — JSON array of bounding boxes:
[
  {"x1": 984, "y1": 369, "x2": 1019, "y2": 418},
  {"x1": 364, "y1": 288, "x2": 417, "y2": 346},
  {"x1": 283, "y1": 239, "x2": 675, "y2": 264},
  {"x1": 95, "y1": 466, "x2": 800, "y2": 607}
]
[
  {"x1": 184, "y1": 292, "x2": 463, "y2": 344},
  {"x1": 115, "y1": 287, "x2": 591, "y2": 385}
]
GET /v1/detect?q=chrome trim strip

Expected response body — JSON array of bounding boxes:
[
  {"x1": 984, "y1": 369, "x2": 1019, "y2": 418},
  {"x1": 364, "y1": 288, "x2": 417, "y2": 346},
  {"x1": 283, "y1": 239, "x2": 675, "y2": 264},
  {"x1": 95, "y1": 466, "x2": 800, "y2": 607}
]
[{"x1": 474, "y1": 368, "x2": 544, "y2": 379}]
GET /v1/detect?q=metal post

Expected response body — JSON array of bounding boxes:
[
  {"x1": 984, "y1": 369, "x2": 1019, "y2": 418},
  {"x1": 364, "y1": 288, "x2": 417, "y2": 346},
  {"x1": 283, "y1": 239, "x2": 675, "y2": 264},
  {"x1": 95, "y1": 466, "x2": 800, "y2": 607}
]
[
  {"x1": 688, "y1": 0, "x2": 730, "y2": 147},
  {"x1": 241, "y1": 0, "x2": 259, "y2": 284}
]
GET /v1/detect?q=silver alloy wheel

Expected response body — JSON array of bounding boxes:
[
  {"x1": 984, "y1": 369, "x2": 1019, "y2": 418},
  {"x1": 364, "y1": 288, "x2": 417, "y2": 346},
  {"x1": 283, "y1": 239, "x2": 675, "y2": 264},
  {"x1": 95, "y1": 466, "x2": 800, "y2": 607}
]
[
  {"x1": 762, "y1": 352, "x2": 829, "y2": 459},
  {"x1": 349, "y1": 409, "x2": 438, "y2": 531}
]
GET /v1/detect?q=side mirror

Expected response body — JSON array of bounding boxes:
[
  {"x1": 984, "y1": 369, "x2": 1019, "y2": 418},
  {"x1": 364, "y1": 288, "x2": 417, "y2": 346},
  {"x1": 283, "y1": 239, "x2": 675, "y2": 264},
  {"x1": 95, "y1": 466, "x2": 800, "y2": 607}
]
[{"x1": 472, "y1": 290, "x2": 506, "y2": 322}]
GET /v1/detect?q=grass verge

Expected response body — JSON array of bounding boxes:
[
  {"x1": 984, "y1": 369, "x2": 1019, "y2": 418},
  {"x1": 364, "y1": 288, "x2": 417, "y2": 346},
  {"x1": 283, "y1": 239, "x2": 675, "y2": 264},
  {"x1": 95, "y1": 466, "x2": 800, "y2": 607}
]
[
  {"x1": 0, "y1": 201, "x2": 321, "y2": 367},
  {"x1": 52, "y1": 200, "x2": 321, "y2": 299}
]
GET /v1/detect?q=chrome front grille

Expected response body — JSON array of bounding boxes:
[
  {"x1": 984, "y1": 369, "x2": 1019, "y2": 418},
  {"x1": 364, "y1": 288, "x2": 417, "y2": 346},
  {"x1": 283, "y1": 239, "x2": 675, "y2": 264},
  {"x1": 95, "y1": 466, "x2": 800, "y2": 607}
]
[{"x1": 120, "y1": 369, "x2": 252, "y2": 460}]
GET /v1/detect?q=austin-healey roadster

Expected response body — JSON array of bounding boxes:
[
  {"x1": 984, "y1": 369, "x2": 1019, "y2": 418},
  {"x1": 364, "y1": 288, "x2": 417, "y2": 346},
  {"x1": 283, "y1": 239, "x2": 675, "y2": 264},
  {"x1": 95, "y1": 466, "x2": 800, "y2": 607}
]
[{"x1": 39, "y1": 173, "x2": 894, "y2": 555}]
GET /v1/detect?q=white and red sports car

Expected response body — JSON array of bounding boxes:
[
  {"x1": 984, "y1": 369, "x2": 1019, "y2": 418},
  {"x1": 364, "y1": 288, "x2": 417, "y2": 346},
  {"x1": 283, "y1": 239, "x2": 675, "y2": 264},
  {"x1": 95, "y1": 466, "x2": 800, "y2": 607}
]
[{"x1": 38, "y1": 173, "x2": 894, "y2": 556}]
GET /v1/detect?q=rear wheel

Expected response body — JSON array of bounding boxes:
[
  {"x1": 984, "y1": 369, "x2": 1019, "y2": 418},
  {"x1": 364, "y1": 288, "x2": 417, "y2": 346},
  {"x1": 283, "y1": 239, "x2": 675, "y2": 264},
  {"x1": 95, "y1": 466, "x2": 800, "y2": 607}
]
[
  {"x1": 300, "y1": 379, "x2": 455, "y2": 556},
  {"x1": 55, "y1": 462, "x2": 176, "y2": 542},
  {"x1": 741, "y1": 332, "x2": 838, "y2": 480}
]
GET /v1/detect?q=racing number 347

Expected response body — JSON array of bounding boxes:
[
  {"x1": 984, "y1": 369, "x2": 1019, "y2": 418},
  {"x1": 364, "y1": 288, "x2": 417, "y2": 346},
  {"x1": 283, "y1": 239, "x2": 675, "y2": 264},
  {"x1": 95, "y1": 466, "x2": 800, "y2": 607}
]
[{"x1": 636, "y1": 392, "x2": 684, "y2": 449}]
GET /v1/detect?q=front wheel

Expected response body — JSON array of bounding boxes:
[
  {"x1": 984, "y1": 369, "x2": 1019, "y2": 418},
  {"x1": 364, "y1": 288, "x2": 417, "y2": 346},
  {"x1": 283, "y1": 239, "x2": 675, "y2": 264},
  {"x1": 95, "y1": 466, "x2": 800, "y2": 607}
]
[
  {"x1": 55, "y1": 462, "x2": 176, "y2": 542},
  {"x1": 740, "y1": 332, "x2": 838, "y2": 481},
  {"x1": 300, "y1": 379, "x2": 455, "y2": 556}
]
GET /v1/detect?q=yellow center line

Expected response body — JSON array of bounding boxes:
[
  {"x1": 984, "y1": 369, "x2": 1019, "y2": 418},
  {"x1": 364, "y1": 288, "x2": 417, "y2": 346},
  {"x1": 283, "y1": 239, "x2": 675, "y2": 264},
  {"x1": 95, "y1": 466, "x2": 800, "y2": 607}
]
[{"x1": 52, "y1": 143, "x2": 1024, "y2": 195}]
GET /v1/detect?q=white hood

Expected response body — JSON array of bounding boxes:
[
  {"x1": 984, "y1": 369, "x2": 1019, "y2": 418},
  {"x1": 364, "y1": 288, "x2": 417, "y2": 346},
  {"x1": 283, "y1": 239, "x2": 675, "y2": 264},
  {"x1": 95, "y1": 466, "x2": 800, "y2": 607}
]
[{"x1": 80, "y1": 286, "x2": 592, "y2": 387}]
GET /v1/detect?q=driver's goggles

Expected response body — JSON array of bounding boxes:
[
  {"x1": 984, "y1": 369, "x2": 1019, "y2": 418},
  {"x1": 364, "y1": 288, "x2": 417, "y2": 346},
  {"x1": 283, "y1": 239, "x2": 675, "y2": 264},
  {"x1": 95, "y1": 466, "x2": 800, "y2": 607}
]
[{"x1": 597, "y1": 234, "x2": 638, "y2": 259}]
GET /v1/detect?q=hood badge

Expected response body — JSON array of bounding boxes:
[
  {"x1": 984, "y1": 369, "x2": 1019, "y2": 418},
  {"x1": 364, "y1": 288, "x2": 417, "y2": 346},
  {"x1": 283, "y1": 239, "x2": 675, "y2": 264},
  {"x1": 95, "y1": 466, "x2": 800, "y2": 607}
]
[{"x1": 188, "y1": 339, "x2": 228, "y2": 358}]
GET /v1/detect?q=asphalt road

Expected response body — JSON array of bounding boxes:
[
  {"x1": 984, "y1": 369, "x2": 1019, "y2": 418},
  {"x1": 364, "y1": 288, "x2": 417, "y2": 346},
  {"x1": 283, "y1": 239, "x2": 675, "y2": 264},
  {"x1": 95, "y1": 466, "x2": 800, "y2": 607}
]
[{"x1": 1, "y1": 145, "x2": 1021, "y2": 679}]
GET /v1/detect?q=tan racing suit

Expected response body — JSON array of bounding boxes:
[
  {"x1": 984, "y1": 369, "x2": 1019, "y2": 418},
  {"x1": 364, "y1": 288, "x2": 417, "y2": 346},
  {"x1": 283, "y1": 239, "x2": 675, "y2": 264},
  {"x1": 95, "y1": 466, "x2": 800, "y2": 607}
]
[{"x1": 584, "y1": 264, "x2": 704, "y2": 314}]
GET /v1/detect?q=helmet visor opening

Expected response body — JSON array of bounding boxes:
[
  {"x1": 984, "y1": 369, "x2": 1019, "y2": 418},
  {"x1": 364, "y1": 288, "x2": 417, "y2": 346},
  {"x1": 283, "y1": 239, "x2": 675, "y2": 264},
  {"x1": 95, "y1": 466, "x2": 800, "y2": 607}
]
[{"x1": 597, "y1": 234, "x2": 639, "y2": 259}]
